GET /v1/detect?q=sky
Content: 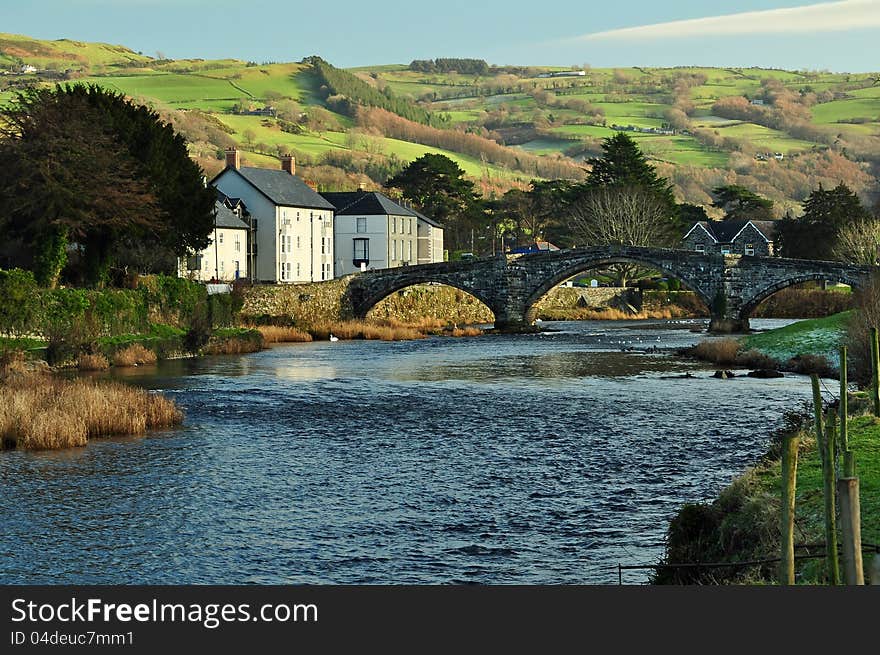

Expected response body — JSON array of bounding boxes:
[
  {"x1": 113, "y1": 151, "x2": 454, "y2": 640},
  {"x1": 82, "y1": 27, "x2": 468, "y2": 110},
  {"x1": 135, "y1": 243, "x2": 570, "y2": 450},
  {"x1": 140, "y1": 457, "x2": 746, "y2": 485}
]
[{"x1": 3, "y1": 0, "x2": 879, "y2": 71}]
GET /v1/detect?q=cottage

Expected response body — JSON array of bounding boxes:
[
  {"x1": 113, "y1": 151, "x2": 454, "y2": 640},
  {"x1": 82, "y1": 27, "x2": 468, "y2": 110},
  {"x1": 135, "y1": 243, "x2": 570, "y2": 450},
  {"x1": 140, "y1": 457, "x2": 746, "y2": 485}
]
[
  {"x1": 180, "y1": 199, "x2": 249, "y2": 282},
  {"x1": 320, "y1": 190, "x2": 444, "y2": 275},
  {"x1": 212, "y1": 149, "x2": 335, "y2": 283},
  {"x1": 682, "y1": 220, "x2": 777, "y2": 256}
]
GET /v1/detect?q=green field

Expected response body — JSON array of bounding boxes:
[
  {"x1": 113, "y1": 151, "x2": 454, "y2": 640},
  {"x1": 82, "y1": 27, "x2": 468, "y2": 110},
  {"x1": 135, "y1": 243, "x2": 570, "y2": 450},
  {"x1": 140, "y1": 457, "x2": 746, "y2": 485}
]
[{"x1": 715, "y1": 122, "x2": 821, "y2": 153}]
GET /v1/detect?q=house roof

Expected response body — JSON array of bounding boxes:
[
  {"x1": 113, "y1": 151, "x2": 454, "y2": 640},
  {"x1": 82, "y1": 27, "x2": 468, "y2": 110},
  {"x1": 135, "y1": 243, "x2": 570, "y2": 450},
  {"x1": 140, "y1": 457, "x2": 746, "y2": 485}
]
[
  {"x1": 685, "y1": 220, "x2": 777, "y2": 243},
  {"x1": 409, "y1": 206, "x2": 442, "y2": 228},
  {"x1": 214, "y1": 200, "x2": 249, "y2": 230},
  {"x1": 509, "y1": 241, "x2": 560, "y2": 254},
  {"x1": 217, "y1": 167, "x2": 334, "y2": 210},
  {"x1": 320, "y1": 191, "x2": 417, "y2": 217}
]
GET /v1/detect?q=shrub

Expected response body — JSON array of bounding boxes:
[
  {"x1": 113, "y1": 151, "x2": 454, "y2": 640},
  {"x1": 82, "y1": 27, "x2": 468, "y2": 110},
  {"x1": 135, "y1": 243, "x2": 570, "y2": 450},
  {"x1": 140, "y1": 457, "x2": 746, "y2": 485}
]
[
  {"x1": 76, "y1": 353, "x2": 110, "y2": 371},
  {"x1": 0, "y1": 268, "x2": 39, "y2": 337},
  {"x1": 112, "y1": 344, "x2": 158, "y2": 367},
  {"x1": 690, "y1": 338, "x2": 741, "y2": 365}
]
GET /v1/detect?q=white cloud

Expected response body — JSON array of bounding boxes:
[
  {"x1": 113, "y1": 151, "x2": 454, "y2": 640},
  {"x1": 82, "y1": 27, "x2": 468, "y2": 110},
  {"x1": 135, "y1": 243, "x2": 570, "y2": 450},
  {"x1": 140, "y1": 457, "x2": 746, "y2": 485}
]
[{"x1": 574, "y1": 0, "x2": 880, "y2": 41}]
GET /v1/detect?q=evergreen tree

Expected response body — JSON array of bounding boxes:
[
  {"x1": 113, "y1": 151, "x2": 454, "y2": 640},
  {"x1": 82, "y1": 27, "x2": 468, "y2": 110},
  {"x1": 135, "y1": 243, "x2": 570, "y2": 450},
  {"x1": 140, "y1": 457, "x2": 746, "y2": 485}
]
[
  {"x1": 711, "y1": 185, "x2": 774, "y2": 221},
  {"x1": 776, "y1": 183, "x2": 870, "y2": 260},
  {"x1": 386, "y1": 153, "x2": 482, "y2": 252},
  {"x1": 0, "y1": 84, "x2": 215, "y2": 286}
]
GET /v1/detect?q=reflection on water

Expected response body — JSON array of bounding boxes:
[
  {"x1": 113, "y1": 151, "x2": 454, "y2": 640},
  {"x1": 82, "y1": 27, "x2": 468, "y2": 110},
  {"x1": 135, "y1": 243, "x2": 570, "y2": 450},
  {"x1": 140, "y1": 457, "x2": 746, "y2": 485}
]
[{"x1": 0, "y1": 319, "x2": 810, "y2": 584}]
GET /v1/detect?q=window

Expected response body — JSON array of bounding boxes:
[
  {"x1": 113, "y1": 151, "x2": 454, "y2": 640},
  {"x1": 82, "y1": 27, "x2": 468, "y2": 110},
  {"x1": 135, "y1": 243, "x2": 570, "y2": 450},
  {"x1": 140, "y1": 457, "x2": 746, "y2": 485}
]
[
  {"x1": 218, "y1": 232, "x2": 224, "y2": 244},
  {"x1": 695, "y1": 244, "x2": 705, "y2": 253},
  {"x1": 353, "y1": 238, "x2": 369, "y2": 263},
  {"x1": 296, "y1": 212, "x2": 300, "y2": 222},
  {"x1": 281, "y1": 236, "x2": 285, "y2": 253},
  {"x1": 392, "y1": 239, "x2": 397, "y2": 260},
  {"x1": 408, "y1": 219, "x2": 412, "y2": 235},
  {"x1": 287, "y1": 236, "x2": 292, "y2": 252},
  {"x1": 296, "y1": 263, "x2": 301, "y2": 277},
  {"x1": 357, "y1": 217, "x2": 367, "y2": 233},
  {"x1": 280, "y1": 263, "x2": 285, "y2": 280},
  {"x1": 392, "y1": 216, "x2": 396, "y2": 234},
  {"x1": 235, "y1": 235, "x2": 241, "y2": 252},
  {"x1": 296, "y1": 236, "x2": 301, "y2": 249},
  {"x1": 744, "y1": 243, "x2": 755, "y2": 256},
  {"x1": 408, "y1": 241, "x2": 413, "y2": 262},
  {"x1": 220, "y1": 260, "x2": 224, "y2": 272},
  {"x1": 286, "y1": 262, "x2": 291, "y2": 279},
  {"x1": 321, "y1": 237, "x2": 325, "y2": 255}
]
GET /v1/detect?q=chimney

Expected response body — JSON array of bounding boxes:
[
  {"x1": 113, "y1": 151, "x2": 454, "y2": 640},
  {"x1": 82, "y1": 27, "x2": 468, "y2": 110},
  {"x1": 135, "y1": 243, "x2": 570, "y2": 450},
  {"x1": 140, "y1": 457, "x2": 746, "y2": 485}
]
[
  {"x1": 225, "y1": 148, "x2": 240, "y2": 170},
  {"x1": 357, "y1": 181, "x2": 366, "y2": 192},
  {"x1": 281, "y1": 154, "x2": 295, "y2": 176}
]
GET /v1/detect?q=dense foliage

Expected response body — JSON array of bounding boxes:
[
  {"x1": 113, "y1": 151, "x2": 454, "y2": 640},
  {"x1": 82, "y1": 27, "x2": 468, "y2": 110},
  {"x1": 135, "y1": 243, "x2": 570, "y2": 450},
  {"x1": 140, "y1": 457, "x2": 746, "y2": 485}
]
[
  {"x1": 409, "y1": 59, "x2": 490, "y2": 75},
  {"x1": 307, "y1": 57, "x2": 446, "y2": 127},
  {"x1": 0, "y1": 84, "x2": 216, "y2": 286}
]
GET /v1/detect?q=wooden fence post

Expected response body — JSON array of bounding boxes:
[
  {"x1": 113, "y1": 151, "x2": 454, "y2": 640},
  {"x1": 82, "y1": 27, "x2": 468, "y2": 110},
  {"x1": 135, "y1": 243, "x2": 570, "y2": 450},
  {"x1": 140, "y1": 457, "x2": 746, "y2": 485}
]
[
  {"x1": 838, "y1": 477, "x2": 864, "y2": 585},
  {"x1": 871, "y1": 327, "x2": 880, "y2": 417},
  {"x1": 811, "y1": 374, "x2": 825, "y2": 462},
  {"x1": 839, "y1": 346, "x2": 856, "y2": 477},
  {"x1": 823, "y1": 410, "x2": 840, "y2": 585},
  {"x1": 780, "y1": 433, "x2": 800, "y2": 585}
]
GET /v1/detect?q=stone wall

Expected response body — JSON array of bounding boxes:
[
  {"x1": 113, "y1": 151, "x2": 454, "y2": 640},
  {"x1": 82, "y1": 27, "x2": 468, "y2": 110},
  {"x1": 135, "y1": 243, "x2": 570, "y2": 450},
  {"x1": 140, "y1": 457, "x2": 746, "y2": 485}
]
[
  {"x1": 241, "y1": 279, "x2": 494, "y2": 326},
  {"x1": 535, "y1": 287, "x2": 632, "y2": 310}
]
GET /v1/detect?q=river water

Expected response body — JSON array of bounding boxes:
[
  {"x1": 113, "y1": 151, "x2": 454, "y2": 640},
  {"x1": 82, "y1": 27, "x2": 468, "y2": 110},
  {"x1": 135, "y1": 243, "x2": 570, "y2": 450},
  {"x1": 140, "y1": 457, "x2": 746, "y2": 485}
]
[{"x1": 0, "y1": 319, "x2": 814, "y2": 584}]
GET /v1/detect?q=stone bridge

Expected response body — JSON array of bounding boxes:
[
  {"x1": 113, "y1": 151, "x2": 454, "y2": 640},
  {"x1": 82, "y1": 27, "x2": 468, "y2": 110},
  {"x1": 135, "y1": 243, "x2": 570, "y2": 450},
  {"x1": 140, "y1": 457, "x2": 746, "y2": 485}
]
[{"x1": 343, "y1": 246, "x2": 874, "y2": 332}]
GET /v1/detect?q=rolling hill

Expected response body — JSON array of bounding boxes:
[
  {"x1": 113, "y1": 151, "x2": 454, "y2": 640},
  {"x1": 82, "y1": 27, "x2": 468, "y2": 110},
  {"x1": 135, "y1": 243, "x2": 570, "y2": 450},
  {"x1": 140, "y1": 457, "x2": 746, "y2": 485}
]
[{"x1": 1, "y1": 33, "x2": 878, "y2": 214}]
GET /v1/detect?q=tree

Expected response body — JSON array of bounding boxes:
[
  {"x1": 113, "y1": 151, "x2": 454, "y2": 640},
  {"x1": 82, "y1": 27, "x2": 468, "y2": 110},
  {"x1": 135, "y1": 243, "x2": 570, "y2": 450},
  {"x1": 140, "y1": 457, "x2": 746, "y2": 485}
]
[
  {"x1": 776, "y1": 183, "x2": 871, "y2": 260},
  {"x1": 568, "y1": 186, "x2": 673, "y2": 286},
  {"x1": 711, "y1": 185, "x2": 774, "y2": 221},
  {"x1": 386, "y1": 153, "x2": 483, "y2": 252},
  {"x1": 834, "y1": 216, "x2": 880, "y2": 265},
  {"x1": 0, "y1": 84, "x2": 215, "y2": 286}
]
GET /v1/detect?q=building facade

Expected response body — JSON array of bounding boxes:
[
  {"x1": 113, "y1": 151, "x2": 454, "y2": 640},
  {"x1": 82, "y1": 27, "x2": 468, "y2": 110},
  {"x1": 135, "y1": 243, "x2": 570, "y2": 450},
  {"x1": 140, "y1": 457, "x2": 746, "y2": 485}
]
[
  {"x1": 321, "y1": 191, "x2": 443, "y2": 276},
  {"x1": 682, "y1": 220, "x2": 777, "y2": 257},
  {"x1": 179, "y1": 200, "x2": 249, "y2": 282},
  {"x1": 212, "y1": 150, "x2": 335, "y2": 283}
]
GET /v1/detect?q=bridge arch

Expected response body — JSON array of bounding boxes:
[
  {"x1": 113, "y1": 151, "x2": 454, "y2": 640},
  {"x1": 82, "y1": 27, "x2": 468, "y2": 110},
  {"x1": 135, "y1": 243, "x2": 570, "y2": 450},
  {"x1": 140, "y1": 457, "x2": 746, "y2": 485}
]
[
  {"x1": 738, "y1": 272, "x2": 865, "y2": 321},
  {"x1": 520, "y1": 255, "x2": 714, "y2": 323},
  {"x1": 346, "y1": 273, "x2": 497, "y2": 324}
]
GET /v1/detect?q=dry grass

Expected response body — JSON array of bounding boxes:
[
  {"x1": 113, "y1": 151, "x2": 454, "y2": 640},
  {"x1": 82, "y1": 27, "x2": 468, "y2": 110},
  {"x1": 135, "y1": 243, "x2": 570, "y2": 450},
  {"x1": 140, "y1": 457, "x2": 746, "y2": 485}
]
[
  {"x1": 691, "y1": 338, "x2": 742, "y2": 365},
  {"x1": 448, "y1": 327, "x2": 483, "y2": 337},
  {"x1": 255, "y1": 325, "x2": 313, "y2": 343},
  {"x1": 76, "y1": 353, "x2": 110, "y2": 371},
  {"x1": 308, "y1": 320, "x2": 427, "y2": 342},
  {"x1": 112, "y1": 344, "x2": 158, "y2": 367},
  {"x1": 536, "y1": 307, "x2": 681, "y2": 321},
  {"x1": 0, "y1": 374, "x2": 183, "y2": 451}
]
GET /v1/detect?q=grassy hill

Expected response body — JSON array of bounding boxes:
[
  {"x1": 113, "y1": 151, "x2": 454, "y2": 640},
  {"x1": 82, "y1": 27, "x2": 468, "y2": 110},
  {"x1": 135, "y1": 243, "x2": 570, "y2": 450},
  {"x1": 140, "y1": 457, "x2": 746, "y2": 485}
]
[{"x1": 1, "y1": 33, "x2": 878, "y2": 208}]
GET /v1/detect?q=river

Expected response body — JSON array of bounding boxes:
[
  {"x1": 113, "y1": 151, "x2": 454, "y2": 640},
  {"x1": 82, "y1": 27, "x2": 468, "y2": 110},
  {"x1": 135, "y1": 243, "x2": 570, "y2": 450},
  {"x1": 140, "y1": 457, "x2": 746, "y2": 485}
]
[{"x1": 0, "y1": 319, "x2": 813, "y2": 584}]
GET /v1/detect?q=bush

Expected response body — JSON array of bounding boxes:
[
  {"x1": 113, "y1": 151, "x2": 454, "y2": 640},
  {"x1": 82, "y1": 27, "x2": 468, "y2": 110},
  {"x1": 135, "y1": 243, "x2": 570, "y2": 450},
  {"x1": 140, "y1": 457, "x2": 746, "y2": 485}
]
[
  {"x1": 76, "y1": 353, "x2": 110, "y2": 371},
  {"x1": 690, "y1": 338, "x2": 741, "y2": 365},
  {"x1": 0, "y1": 268, "x2": 39, "y2": 337},
  {"x1": 112, "y1": 344, "x2": 157, "y2": 367}
]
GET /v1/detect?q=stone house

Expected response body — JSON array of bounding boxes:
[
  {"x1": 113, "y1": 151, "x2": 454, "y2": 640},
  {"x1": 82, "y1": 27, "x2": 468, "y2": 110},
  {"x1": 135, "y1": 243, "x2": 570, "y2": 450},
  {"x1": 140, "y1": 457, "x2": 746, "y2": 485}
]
[{"x1": 682, "y1": 220, "x2": 777, "y2": 256}]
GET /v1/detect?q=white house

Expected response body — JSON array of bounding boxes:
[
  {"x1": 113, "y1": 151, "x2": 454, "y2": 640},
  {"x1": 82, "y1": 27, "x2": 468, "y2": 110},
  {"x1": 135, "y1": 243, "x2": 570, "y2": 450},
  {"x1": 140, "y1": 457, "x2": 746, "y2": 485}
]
[
  {"x1": 321, "y1": 190, "x2": 443, "y2": 276},
  {"x1": 412, "y1": 208, "x2": 444, "y2": 265},
  {"x1": 212, "y1": 149, "x2": 335, "y2": 283},
  {"x1": 179, "y1": 199, "x2": 249, "y2": 282}
]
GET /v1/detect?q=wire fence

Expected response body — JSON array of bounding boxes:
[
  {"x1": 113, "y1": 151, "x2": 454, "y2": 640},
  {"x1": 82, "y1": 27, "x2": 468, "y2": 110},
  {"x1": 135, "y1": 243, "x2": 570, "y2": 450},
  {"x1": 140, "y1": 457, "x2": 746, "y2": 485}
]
[{"x1": 616, "y1": 542, "x2": 880, "y2": 584}]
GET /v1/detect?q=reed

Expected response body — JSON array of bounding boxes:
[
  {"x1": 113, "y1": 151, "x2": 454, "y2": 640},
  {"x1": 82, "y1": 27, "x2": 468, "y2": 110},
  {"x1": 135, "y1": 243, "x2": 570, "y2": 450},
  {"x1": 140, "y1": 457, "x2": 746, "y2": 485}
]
[
  {"x1": 112, "y1": 343, "x2": 158, "y2": 367},
  {"x1": 76, "y1": 353, "x2": 110, "y2": 371},
  {"x1": 255, "y1": 325, "x2": 313, "y2": 343},
  {"x1": 690, "y1": 338, "x2": 741, "y2": 365},
  {"x1": 536, "y1": 307, "x2": 680, "y2": 321},
  {"x1": 0, "y1": 374, "x2": 183, "y2": 451},
  {"x1": 308, "y1": 320, "x2": 427, "y2": 342}
]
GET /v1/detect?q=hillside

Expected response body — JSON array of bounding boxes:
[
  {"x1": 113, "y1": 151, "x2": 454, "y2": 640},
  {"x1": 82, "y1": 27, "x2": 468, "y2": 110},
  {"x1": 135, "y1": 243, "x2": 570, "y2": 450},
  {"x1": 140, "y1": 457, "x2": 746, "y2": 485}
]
[{"x1": 1, "y1": 33, "x2": 878, "y2": 211}]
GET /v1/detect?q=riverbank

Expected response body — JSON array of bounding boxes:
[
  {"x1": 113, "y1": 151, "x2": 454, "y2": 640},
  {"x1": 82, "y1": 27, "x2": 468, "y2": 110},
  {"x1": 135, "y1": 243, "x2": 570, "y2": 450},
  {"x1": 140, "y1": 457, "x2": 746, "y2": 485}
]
[
  {"x1": 685, "y1": 312, "x2": 851, "y2": 378},
  {"x1": 0, "y1": 352, "x2": 183, "y2": 451},
  {"x1": 654, "y1": 403, "x2": 879, "y2": 584}
]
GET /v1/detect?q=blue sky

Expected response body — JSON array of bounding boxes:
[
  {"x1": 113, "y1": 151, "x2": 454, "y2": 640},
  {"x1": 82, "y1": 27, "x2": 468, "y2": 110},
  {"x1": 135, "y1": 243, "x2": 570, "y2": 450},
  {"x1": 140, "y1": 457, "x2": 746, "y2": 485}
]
[{"x1": 3, "y1": 0, "x2": 878, "y2": 71}]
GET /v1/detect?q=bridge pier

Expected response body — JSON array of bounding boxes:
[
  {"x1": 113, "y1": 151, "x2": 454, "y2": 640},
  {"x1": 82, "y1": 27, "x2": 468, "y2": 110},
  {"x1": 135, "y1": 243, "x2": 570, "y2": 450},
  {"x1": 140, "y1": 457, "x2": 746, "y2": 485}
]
[{"x1": 708, "y1": 316, "x2": 750, "y2": 334}]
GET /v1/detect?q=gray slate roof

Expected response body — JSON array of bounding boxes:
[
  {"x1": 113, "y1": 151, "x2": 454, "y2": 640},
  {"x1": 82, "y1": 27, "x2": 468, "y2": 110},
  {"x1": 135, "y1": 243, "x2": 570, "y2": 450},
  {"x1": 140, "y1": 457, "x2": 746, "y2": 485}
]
[
  {"x1": 320, "y1": 191, "x2": 417, "y2": 217},
  {"x1": 693, "y1": 220, "x2": 776, "y2": 243},
  {"x1": 214, "y1": 201, "x2": 249, "y2": 230},
  {"x1": 227, "y1": 167, "x2": 334, "y2": 210}
]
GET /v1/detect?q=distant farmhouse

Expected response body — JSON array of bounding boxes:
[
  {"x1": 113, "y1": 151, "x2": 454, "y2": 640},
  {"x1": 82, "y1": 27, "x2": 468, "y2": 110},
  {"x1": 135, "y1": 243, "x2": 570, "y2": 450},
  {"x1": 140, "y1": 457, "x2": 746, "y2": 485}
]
[
  {"x1": 537, "y1": 70, "x2": 587, "y2": 78},
  {"x1": 682, "y1": 220, "x2": 777, "y2": 257}
]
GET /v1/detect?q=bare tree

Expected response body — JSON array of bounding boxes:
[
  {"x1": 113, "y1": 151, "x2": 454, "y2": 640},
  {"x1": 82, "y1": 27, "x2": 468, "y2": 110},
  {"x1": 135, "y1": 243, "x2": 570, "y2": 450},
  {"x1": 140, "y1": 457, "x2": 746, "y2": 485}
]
[
  {"x1": 568, "y1": 186, "x2": 673, "y2": 286},
  {"x1": 835, "y1": 217, "x2": 880, "y2": 265}
]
